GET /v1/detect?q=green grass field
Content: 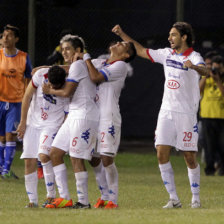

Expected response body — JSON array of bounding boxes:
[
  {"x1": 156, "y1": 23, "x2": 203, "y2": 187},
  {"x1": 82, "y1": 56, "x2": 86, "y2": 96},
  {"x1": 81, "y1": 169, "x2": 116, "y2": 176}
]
[{"x1": 1, "y1": 150, "x2": 224, "y2": 224}]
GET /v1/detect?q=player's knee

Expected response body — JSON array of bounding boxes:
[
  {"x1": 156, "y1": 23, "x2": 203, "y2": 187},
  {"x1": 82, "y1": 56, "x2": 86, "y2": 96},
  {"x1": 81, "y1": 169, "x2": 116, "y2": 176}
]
[
  {"x1": 156, "y1": 150, "x2": 169, "y2": 164},
  {"x1": 101, "y1": 154, "x2": 114, "y2": 167},
  {"x1": 39, "y1": 153, "x2": 50, "y2": 163}
]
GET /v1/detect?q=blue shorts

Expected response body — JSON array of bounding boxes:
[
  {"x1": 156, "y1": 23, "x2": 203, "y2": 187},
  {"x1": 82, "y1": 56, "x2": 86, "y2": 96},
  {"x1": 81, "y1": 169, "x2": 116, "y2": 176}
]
[{"x1": 0, "y1": 101, "x2": 21, "y2": 136}]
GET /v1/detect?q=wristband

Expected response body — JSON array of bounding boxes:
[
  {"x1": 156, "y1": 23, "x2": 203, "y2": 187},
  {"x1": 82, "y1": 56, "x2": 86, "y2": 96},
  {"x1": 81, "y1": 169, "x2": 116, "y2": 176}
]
[{"x1": 83, "y1": 53, "x2": 91, "y2": 61}]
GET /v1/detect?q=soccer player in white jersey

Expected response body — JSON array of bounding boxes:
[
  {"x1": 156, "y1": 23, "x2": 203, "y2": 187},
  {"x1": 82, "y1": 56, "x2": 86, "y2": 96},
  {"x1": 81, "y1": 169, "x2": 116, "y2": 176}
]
[
  {"x1": 42, "y1": 35, "x2": 99, "y2": 209},
  {"x1": 76, "y1": 41, "x2": 136, "y2": 209},
  {"x1": 16, "y1": 65, "x2": 69, "y2": 208},
  {"x1": 112, "y1": 22, "x2": 209, "y2": 208}
]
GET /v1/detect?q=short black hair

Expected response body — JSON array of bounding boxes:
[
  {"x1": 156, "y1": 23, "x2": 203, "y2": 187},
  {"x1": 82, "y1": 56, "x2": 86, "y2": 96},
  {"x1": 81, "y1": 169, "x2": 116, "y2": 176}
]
[
  {"x1": 48, "y1": 65, "x2": 66, "y2": 87},
  {"x1": 60, "y1": 34, "x2": 85, "y2": 53},
  {"x1": 172, "y1": 22, "x2": 194, "y2": 47},
  {"x1": 3, "y1": 24, "x2": 20, "y2": 38},
  {"x1": 125, "y1": 42, "x2": 136, "y2": 63},
  {"x1": 212, "y1": 55, "x2": 224, "y2": 65}
]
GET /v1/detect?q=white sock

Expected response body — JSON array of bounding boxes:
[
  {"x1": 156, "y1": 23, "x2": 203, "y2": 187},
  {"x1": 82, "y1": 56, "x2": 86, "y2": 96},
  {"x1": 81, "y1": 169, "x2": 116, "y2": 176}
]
[
  {"x1": 93, "y1": 161, "x2": 109, "y2": 201},
  {"x1": 42, "y1": 160, "x2": 56, "y2": 198},
  {"x1": 75, "y1": 171, "x2": 89, "y2": 205},
  {"x1": 25, "y1": 171, "x2": 38, "y2": 204},
  {"x1": 159, "y1": 162, "x2": 179, "y2": 201},
  {"x1": 104, "y1": 163, "x2": 118, "y2": 204},
  {"x1": 188, "y1": 164, "x2": 200, "y2": 203},
  {"x1": 53, "y1": 163, "x2": 70, "y2": 200}
]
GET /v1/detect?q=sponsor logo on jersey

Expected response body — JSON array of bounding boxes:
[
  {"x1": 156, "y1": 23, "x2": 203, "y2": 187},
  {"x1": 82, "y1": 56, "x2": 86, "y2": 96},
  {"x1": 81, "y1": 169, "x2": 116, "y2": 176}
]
[
  {"x1": 81, "y1": 129, "x2": 90, "y2": 144},
  {"x1": 43, "y1": 94, "x2": 57, "y2": 104},
  {"x1": 166, "y1": 59, "x2": 188, "y2": 71},
  {"x1": 167, "y1": 80, "x2": 180, "y2": 89}
]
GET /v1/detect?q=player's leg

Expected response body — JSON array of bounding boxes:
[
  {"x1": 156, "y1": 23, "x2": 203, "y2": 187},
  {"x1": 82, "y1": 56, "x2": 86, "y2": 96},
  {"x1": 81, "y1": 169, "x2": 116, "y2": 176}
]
[
  {"x1": 177, "y1": 112, "x2": 200, "y2": 208},
  {"x1": 69, "y1": 119, "x2": 98, "y2": 209},
  {"x1": 38, "y1": 129, "x2": 58, "y2": 207},
  {"x1": 24, "y1": 158, "x2": 38, "y2": 207},
  {"x1": 89, "y1": 156, "x2": 109, "y2": 208},
  {"x1": 0, "y1": 136, "x2": 6, "y2": 175},
  {"x1": 0, "y1": 102, "x2": 6, "y2": 175},
  {"x1": 45, "y1": 121, "x2": 72, "y2": 208},
  {"x1": 183, "y1": 151, "x2": 201, "y2": 208},
  {"x1": 155, "y1": 110, "x2": 181, "y2": 208},
  {"x1": 97, "y1": 123, "x2": 120, "y2": 209},
  {"x1": 2, "y1": 103, "x2": 21, "y2": 177},
  {"x1": 70, "y1": 157, "x2": 90, "y2": 209},
  {"x1": 21, "y1": 126, "x2": 40, "y2": 207},
  {"x1": 101, "y1": 154, "x2": 118, "y2": 209}
]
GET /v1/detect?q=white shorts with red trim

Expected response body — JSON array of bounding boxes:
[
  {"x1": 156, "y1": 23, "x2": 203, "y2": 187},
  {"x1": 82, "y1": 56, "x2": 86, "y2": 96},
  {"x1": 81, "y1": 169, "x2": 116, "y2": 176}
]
[{"x1": 155, "y1": 109, "x2": 198, "y2": 151}]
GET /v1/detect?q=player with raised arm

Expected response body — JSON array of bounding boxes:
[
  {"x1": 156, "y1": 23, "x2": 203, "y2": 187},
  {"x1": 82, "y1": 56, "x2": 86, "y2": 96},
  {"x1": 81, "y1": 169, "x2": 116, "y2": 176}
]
[
  {"x1": 17, "y1": 65, "x2": 69, "y2": 208},
  {"x1": 78, "y1": 40, "x2": 136, "y2": 209},
  {"x1": 112, "y1": 23, "x2": 209, "y2": 208},
  {"x1": 42, "y1": 35, "x2": 99, "y2": 209}
]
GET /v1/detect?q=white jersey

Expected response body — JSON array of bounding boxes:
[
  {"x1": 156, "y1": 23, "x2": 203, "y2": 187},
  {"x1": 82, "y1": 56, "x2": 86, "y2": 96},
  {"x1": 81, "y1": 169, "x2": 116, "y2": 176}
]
[
  {"x1": 67, "y1": 60, "x2": 99, "y2": 121},
  {"x1": 27, "y1": 68, "x2": 69, "y2": 129},
  {"x1": 147, "y1": 47, "x2": 205, "y2": 114},
  {"x1": 92, "y1": 59, "x2": 128, "y2": 126}
]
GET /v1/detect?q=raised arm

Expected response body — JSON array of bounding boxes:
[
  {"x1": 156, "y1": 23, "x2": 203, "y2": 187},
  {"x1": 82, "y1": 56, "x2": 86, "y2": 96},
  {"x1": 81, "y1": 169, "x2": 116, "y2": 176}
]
[
  {"x1": 112, "y1": 24, "x2": 149, "y2": 60},
  {"x1": 16, "y1": 82, "x2": 36, "y2": 138}
]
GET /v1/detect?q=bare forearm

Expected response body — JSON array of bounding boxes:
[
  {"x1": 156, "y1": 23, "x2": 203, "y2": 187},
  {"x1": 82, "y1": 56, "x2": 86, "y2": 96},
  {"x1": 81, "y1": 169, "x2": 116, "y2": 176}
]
[
  {"x1": 85, "y1": 59, "x2": 103, "y2": 83},
  {"x1": 191, "y1": 65, "x2": 209, "y2": 77}
]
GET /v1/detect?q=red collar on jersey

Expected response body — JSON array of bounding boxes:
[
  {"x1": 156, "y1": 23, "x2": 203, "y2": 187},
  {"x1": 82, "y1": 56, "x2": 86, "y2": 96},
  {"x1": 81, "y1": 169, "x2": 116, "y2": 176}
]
[
  {"x1": 172, "y1": 47, "x2": 194, "y2": 56},
  {"x1": 44, "y1": 73, "x2": 48, "y2": 79}
]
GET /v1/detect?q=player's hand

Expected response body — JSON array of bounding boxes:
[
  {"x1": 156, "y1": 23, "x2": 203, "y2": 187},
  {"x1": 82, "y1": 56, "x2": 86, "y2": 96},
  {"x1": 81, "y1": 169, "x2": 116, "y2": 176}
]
[
  {"x1": 112, "y1": 25, "x2": 123, "y2": 36},
  {"x1": 72, "y1": 52, "x2": 84, "y2": 62},
  {"x1": 16, "y1": 122, "x2": 26, "y2": 139},
  {"x1": 183, "y1": 60, "x2": 194, "y2": 69},
  {"x1": 42, "y1": 82, "x2": 51, "y2": 94}
]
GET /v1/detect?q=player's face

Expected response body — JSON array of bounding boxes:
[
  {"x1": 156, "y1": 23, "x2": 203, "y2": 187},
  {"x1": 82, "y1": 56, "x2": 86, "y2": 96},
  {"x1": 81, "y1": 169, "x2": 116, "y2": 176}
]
[
  {"x1": 2, "y1": 30, "x2": 18, "y2": 48},
  {"x1": 168, "y1": 28, "x2": 183, "y2": 50},
  {"x1": 61, "y1": 41, "x2": 76, "y2": 64},
  {"x1": 110, "y1": 41, "x2": 129, "y2": 56}
]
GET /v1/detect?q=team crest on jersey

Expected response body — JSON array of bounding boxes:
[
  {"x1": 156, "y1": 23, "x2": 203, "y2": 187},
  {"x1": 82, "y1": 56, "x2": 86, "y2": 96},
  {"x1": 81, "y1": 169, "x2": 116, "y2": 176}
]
[
  {"x1": 166, "y1": 59, "x2": 188, "y2": 71},
  {"x1": 167, "y1": 80, "x2": 180, "y2": 89},
  {"x1": 41, "y1": 108, "x2": 48, "y2": 120}
]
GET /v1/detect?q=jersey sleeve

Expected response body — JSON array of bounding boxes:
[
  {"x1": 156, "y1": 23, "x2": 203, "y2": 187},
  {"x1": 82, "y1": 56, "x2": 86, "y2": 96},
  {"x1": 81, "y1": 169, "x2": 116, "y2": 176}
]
[
  {"x1": 24, "y1": 54, "x2": 32, "y2": 78},
  {"x1": 146, "y1": 48, "x2": 168, "y2": 64},
  {"x1": 191, "y1": 52, "x2": 205, "y2": 66},
  {"x1": 67, "y1": 60, "x2": 87, "y2": 83},
  {"x1": 32, "y1": 68, "x2": 48, "y2": 89},
  {"x1": 99, "y1": 61, "x2": 127, "y2": 81}
]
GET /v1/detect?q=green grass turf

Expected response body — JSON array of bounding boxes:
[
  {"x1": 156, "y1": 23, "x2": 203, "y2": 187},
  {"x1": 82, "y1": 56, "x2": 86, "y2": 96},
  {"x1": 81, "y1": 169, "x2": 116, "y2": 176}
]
[{"x1": 1, "y1": 151, "x2": 224, "y2": 224}]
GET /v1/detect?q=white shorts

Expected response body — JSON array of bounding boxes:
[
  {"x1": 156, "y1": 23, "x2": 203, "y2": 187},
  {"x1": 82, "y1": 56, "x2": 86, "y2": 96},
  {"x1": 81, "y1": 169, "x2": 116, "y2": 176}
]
[
  {"x1": 155, "y1": 110, "x2": 198, "y2": 152},
  {"x1": 52, "y1": 117, "x2": 98, "y2": 161},
  {"x1": 20, "y1": 125, "x2": 58, "y2": 159},
  {"x1": 96, "y1": 121, "x2": 121, "y2": 157}
]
